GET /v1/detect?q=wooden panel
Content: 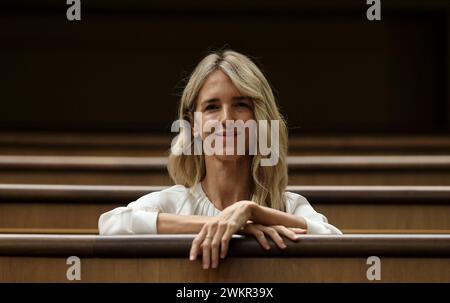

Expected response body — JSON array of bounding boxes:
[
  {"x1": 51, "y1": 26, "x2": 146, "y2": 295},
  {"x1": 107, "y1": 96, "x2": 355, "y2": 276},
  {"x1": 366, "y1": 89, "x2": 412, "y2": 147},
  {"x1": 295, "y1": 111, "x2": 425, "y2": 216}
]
[
  {"x1": 2, "y1": 257, "x2": 450, "y2": 282},
  {"x1": 0, "y1": 132, "x2": 171, "y2": 156},
  {"x1": 0, "y1": 234, "x2": 449, "y2": 282},
  {"x1": 315, "y1": 204, "x2": 450, "y2": 230},
  {"x1": 0, "y1": 171, "x2": 172, "y2": 186},
  {"x1": 0, "y1": 202, "x2": 117, "y2": 230},
  {"x1": 2, "y1": 133, "x2": 450, "y2": 156},
  {"x1": 2, "y1": 200, "x2": 449, "y2": 231},
  {"x1": 2, "y1": 228, "x2": 450, "y2": 235},
  {"x1": 0, "y1": 184, "x2": 449, "y2": 232},
  {"x1": 289, "y1": 172, "x2": 450, "y2": 186},
  {"x1": 1, "y1": 155, "x2": 450, "y2": 185}
]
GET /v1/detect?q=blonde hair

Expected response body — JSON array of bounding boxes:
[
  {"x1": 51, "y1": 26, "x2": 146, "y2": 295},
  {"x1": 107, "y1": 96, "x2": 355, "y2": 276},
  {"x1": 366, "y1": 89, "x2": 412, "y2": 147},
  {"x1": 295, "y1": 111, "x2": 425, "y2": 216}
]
[{"x1": 168, "y1": 50, "x2": 288, "y2": 211}]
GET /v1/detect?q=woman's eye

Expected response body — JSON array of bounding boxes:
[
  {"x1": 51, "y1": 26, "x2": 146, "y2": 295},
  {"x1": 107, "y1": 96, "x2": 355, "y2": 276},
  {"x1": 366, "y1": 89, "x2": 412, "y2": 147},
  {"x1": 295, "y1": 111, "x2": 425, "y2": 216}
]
[
  {"x1": 205, "y1": 105, "x2": 219, "y2": 111},
  {"x1": 237, "y1": 102, "x2": 249, "y2": 107}
]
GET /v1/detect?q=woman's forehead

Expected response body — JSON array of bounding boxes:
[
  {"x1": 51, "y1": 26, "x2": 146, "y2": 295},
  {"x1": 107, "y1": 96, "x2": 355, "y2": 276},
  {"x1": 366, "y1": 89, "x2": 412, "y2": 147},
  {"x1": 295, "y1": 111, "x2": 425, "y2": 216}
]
[{"x1": 198, "y1": 71, "x2": 242, "y2": 101}]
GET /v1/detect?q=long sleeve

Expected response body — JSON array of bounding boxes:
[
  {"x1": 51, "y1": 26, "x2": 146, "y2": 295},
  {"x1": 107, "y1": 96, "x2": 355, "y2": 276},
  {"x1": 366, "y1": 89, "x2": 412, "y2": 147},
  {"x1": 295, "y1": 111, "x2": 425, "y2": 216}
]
[
  {"x1": 98, "y1": 192, "x2": 163, "y2": 235},
  {"x1": 285, "y1": 192, "x2": 343, "y2": 235}
]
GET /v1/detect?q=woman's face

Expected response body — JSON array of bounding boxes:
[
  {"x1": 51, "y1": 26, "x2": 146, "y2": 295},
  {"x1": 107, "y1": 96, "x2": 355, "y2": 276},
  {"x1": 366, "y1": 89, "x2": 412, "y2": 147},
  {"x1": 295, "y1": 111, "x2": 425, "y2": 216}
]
[{"x1": 194, "y1": 69, "x2": 255, "y2": 161}]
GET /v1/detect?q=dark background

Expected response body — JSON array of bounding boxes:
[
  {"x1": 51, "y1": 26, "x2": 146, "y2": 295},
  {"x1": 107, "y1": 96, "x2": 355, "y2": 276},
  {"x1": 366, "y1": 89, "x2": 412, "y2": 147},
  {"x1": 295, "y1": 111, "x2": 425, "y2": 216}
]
[{"x1": 1, "y1": 0, "x2": 449, "y2": 134}]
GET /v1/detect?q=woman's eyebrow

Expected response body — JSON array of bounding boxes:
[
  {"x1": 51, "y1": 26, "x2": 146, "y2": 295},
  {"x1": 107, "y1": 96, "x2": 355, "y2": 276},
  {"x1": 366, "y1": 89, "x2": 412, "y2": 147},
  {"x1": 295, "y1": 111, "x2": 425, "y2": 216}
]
[
  {"x1": 233, "y1": 96, "x2": 250, "y2": 101},
  {"x1": 201, "y1": 98, "x2": 220, "y2": 105},
  {"x1": 201, "y1": 96, "x2": 249, "y2": 106}
]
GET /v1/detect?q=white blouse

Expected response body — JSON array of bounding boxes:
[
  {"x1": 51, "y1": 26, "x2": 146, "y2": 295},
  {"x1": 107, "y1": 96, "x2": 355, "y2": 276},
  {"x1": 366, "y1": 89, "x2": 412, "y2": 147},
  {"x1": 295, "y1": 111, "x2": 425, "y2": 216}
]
[{"x1": 98, "y1": 182, "x2": 342, "y2": 235}]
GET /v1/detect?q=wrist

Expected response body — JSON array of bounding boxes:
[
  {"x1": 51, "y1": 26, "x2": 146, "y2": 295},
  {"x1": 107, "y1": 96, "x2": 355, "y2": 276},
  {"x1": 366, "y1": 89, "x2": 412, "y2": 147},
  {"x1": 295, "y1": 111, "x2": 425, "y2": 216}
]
[
  {"x1": 186, "y1": 215, "x2": 216, "y2": 233},
  {"x1": 246, "y1": 201, "x2": 259, "y2": 221}
]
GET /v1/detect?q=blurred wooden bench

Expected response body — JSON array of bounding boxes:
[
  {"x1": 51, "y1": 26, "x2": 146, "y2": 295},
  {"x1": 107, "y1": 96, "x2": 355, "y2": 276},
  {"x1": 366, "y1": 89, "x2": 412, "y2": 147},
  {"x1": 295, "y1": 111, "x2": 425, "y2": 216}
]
[
  {"x1": 0, "y1": 132, "x2": 170, "y2": 156},
  {"x1": 2, "y1": 132, "x2": 450, "y2": 156},
  {"x1": 1, "y1": 155, "x2": 450, "y2": 185},
  {"x1": 0, "y1": 184, "x2": 449, "y2": 234},
  {"x1": 0, "y1": 234, "x2": 449, "y2": 282}
]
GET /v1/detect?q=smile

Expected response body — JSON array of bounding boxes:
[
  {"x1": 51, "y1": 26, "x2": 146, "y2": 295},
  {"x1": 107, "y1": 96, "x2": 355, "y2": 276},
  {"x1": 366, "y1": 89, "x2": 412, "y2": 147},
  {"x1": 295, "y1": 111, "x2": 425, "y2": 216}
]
[{"x1": 215, "y1": 132, "x2": 239, "y2": 137}]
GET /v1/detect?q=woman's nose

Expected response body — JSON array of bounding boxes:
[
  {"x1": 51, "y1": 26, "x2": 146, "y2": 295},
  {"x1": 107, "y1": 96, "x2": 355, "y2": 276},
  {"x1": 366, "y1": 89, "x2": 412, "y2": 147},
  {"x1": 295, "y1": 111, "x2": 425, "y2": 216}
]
[{"x1": 220, "y1": 106, "x2": 235, "y2": 125}]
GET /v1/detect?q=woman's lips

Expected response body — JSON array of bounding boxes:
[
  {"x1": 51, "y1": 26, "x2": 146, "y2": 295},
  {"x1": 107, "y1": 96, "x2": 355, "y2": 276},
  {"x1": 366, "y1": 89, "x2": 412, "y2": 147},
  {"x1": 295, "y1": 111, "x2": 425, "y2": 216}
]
[{"x1": 215, "y1": 131, "x2": 240, "y2": 137}]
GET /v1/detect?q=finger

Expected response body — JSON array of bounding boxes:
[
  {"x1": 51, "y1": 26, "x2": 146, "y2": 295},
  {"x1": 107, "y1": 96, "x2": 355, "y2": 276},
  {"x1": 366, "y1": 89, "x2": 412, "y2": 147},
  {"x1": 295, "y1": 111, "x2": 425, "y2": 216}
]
[
  {"x1": 211, "y1": 222, "x2": 227, "y2": 269},
  {"x1": 202, "y1": 224, "x2": 216, "y2": 269},
  {"x1": 262, "y1": 226, "x2": 286, "y2": 249},
  {"x1": 249, "y1": 225, "x2": 271, "y2": 250},
  {"x1": 290, "y1": 227, "x2": 307, "y2": 234},
  {"x1": 220, "y1": 225, "x2": 236, "y2": 259},
  {"x1": 190, "y1": 225, "x2": 207, "y2": 261},
  {"x1": 273, "y1": 225, "x2": 300, "y2": 241},
  {"x1": 202, "y1": 238, "x2": 211, "y2": 269}
]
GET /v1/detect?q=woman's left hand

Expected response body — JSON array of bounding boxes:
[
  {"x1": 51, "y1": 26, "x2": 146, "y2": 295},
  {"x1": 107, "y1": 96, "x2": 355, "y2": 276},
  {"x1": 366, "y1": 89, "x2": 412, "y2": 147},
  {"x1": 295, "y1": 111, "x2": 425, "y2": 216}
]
[
  {"x1": 189, "y1": 200, "x2": 255, "y2": 269},
  {"x1": 240, "y1": 223, "x2": 307, "y2": 250}
]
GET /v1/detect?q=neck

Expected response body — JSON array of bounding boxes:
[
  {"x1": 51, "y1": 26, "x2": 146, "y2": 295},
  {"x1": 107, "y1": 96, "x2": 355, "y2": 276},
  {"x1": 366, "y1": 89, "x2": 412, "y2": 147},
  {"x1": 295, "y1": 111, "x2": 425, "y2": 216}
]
[{"x1": 201, "y1": 156, "x2": 252, "y2": 210}]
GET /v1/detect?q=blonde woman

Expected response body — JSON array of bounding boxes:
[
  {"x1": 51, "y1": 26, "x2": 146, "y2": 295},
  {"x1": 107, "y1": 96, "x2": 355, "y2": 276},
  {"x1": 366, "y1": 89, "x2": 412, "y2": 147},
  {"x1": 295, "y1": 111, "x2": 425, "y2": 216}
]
[{"x1": 98, "y1": 50, "x2": 342, "y2": 269}]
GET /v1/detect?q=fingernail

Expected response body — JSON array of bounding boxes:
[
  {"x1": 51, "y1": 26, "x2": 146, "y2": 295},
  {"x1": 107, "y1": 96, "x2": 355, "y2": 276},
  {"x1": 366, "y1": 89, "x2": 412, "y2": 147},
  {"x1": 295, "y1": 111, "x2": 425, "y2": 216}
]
[{"x1": 189, "y1": 255, "x2": 194, "y2": 261}]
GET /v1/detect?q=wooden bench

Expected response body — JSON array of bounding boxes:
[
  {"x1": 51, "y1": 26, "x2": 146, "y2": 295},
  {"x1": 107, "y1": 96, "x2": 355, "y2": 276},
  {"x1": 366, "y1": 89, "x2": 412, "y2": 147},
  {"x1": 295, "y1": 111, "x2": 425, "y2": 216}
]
[
  {"x1": 2, "y1": 132, "x2": 450, "y2": 156},
  {"x1": 0, "y1": 184, "x2": 449, "y2": 234},
  {"x1": 0, "y1": 234, "x2": 449, "y2": 282},
  {"x1": 1, "y1": 155, "x2": 450, "y2": 185}
]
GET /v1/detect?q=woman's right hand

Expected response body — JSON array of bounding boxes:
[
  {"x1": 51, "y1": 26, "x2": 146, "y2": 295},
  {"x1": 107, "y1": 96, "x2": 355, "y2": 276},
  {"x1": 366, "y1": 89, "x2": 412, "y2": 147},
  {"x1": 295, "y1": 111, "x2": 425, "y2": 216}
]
[{"x1": 241, "y1": 223, "x2": 306, "y2": 250}]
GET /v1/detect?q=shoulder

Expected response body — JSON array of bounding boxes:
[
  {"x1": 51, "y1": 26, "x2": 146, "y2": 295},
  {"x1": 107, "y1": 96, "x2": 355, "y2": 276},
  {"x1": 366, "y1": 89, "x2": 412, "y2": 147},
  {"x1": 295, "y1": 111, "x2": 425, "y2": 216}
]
[
  {"x1": 136, "y1": 184, "x2": 192, "y2": 203},
  {"x1": 283, "y1": 191, "x2": 312, "y2": 213},
  {"x1": 129, "y1": 184, "x2": 195, "y2": 213}
]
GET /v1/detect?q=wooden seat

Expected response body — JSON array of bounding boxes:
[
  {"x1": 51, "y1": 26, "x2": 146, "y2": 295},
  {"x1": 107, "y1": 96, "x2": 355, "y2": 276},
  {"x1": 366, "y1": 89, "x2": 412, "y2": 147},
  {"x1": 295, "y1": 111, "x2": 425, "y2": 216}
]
[
  {"x1": 2, "y1": 132, "x2": 450, "y2": 156},
  {"x1": 1, "y1": 184, "x2": 449, "y2": 234},
  {"x1": 0, "y1": 234, "x2": 449, "y2": 282},
  {"x1": 1, "y1": 155, "x2": 450, "y2": 185}
]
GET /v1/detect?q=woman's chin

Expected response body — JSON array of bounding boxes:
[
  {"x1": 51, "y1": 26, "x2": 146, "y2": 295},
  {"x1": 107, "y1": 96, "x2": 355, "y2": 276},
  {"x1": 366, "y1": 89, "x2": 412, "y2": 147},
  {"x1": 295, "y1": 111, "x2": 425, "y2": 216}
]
[{"x1": 212, "y1": 153, "x2": 247, "y2": 162}]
